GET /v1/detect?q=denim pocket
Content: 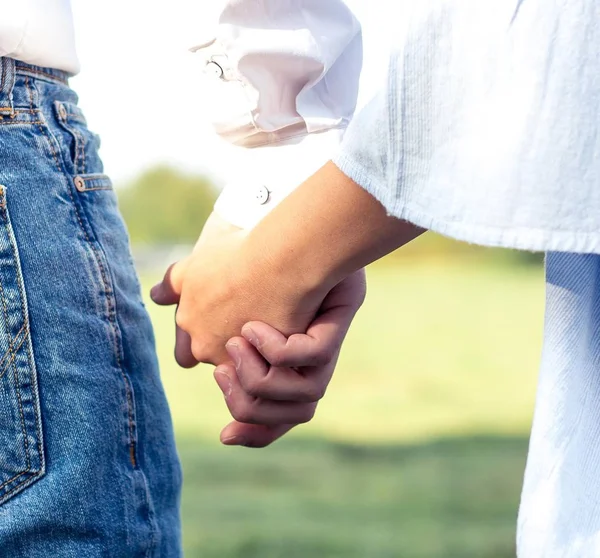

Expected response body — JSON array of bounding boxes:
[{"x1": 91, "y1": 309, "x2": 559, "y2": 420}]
[
  {"x1": 53, "y1": 101, "x2": 103, "y2": 176},
  {"x1": 73, "y1": 175, "x2": 144, "y2": 307},
  {"x1": 0, "y1": 186, "x2": 45, "y2": 506}
]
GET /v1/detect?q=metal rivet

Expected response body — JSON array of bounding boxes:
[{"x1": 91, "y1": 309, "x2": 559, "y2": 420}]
[
  {"x1": 74, "y1": 176, "x2": 86, "y2": 192},
  {"x1": 255, "y1": 186, "x2": 270, "y2": 205}
]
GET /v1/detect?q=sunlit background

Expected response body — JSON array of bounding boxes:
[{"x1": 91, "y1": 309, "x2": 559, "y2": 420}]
[{"x1": 70, "y1": 2, "x2": 544, "y2": 556}]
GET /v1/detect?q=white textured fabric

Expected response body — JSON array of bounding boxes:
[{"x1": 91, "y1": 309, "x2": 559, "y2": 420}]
[
  {"x1": 194, "y1": 0, "x2": 362, "y2": 228},
  {"x1": 519, "y1": 253, "x2": 600, "y2": 557},
  {"x1": 0, "y1": 0, "x2": 79, "y2": 74},
  {"x1": 335, "y1": 0, "x2": 600, "y2": 254}
]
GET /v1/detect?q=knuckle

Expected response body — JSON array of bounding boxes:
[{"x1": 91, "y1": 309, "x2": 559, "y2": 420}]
[
  {"x1": 241, "y1": 376, "x2": 265, "y2": 398},
  {"x1": 267, "y1": 348, "x2": 287, "y2": 368},
  {"x1": 231, "y1": 403, "x2": 257, "y2": 425},
  {"x1": 175, "y1": 310, "x2": 189, "y2": 330},
  {"x1": 302, "y1": 383, "x2": 327, "y2": 402},
  {"x1": 190, "y1": 338, "x2": 212, "y2": 364},
  {"x1": 296, "y1": 404, "x2": 317, "y2": 424}
]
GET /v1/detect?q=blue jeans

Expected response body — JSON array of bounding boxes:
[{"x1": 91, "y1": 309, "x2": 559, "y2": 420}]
[{"x1": 0, "y1": 58, "x2": 182, "y2": 556}]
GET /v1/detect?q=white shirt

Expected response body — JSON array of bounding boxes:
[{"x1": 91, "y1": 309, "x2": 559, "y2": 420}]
[
  {"x1": 0, "y1": 0, "x2": 79, "y2": 74},
  {"x1": 2, "y1": 0, "x2": 361, "y2": 229},
  {"x1": 193, "y1": 0, "x2": 363, "y2": 228}
]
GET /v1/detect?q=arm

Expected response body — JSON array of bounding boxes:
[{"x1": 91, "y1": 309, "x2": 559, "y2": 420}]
[
  {"x1": 153, "y1": 0, "x2": 369, "y2": 446},
  {"x1": 154, "y1": 162, "x2": 423, "y2": 366}
]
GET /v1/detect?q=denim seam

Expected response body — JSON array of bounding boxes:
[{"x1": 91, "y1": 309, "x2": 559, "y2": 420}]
[
  {"x1": 28, "y1": 77, "x2": 138, "y2": 469},
  {"x1": 78, "y1": 185, "x2": 113, "y2": 192},
  {"x1": 0, "y1": 211, "x2": 34, "y2": 497},
  {"x1": 8, "y1": 190, "x2": 45, "y2": 480},
  {"x1": 0, "y1": 325, "x2": 27, "y2": 381},
  {"x1": 0, "y1": 324, "x2": 24, "y2": 372},
  {"x1": 15, "y1": 67, "x2": 68, "y2": 85},
  {"x1": 0, "y1": 200, "x2": 33, "y2": 475},
  {"x1": 0, "y1": 471, "x2": 36, "y2": 495},
  {"x1": 0, "y1": 120, "x2": 43, "y2": 126},
  {"x1": 140, "y1": 472, "x2": 158, "y2": 558}
]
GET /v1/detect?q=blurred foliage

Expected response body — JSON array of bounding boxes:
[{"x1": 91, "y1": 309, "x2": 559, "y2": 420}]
[
  {"x1": 178, "y1": 436, "x2": 526, "y2": 558},
  {"x1": 385, "y1": 232, "x2": 544, "y2": 267},
  {"x1": 117, "y1": 166, "x2": 218, "y2": 245}
]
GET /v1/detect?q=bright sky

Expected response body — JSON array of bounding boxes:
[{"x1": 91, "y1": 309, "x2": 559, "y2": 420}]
[{"x1": 70, "y1": 0, "x2": 398, "y2": 188}]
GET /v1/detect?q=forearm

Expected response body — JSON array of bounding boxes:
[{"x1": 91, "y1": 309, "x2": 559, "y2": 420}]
[{"x1": 244, "y1": 162, "x2": 425, "y2": 297}]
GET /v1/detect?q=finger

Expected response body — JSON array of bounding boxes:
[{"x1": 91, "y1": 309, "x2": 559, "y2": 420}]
[
  {"x1": 226, "y1": 337, "x2": 331, "y2": 402},
  {"x1": 219, "y1": 421, "x2": 297, "y2": 448},
  {"x1": 241, "y1": 304, "x2": 350, "y2": 369},
  {"x1": 174, "y1": 325, "x2": 198, "y2": 369},
  {"x1": 214, "y1": 364, "x2": 318, "y2": 426},
  {"x1": 150, "y1": 259, "x2": 188, "y2": 306}
]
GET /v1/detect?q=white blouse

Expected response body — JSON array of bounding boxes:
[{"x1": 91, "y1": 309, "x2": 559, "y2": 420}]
[
  {"x1": 192, "y1": 0, "x2": 364, "y2": 229},
  {"x1": 0, "y1": 0, "x2": 79, "y2": 74}
]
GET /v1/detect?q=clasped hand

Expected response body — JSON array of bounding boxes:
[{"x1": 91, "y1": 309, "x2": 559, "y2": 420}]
[{"x1": 151, "y1": 213, "x2": 365, "y2": 447}]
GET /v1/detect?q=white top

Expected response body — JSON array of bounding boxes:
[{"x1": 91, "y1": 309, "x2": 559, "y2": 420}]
[
  {"x1": 0, "y1": 0, "x2": 79, "y2": 74},
  {"x1": 194, "y1": 0, "x2": 363, "y2": 228},
  {"x1": 0, "y1": 0, "x2": 361, "y2": 230}
]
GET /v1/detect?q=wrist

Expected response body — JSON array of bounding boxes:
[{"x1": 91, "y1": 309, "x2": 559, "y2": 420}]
[{"x1": 241, "y1": 162, "x2": 425, "y2": 303}]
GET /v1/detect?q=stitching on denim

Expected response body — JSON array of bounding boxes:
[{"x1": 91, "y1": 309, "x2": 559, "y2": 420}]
[
  {"x1": 0, "y1": 324, "x2": 25, "y2": 377},
  {"x1": 0, "y1": 121, "x2": 43, "y2": 126},
  {"x1": 0, "y1": 470, "x2": 34, "y2": 494},
  {"x1": 0, "y1": 328, "x2": 28, "y2": 381},
  {"x1": 7, "y1": 197, "x2": 43, "y2": 475},
  {"x1": 66, "y1": 113, "x2": 86, "y2": 124},
  {"x1": 72, "y1": 126, "x2": 84, "y2": 174},
  {"x1": 32, "y1": 79, "x2": 138, "y2": 468},
  {"x1": 78, "y1": 185, "x2": 113, "y2": 192},
  {"x1": 13, "y1": 344, "x2": 31, "y2": 471},
  {"x1": 29, "y1": 80, "x2": 64, "y2": 178},
  {"x1": 79, "y1": 127, "x2": 86, "y2": 173},
  {"x1": 15, "y1": 67, "x2": 68, "y2": 85},
  {"x1": 0, "y1": 202, "x2": 33, "y2": 473},
  {"x1": 141, "y1": 472, "x2": 158, "y2": 558},
  {"x1": 0, "y1": 61, "x2": 6, "y2": 107}
]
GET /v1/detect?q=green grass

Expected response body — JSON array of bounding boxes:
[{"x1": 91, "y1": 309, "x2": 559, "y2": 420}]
[
  {"x1": 143, "y1": 257, "x2": 545, "y2": 557},
  {"x1": 177, "y1": 436, "x2": 527, "y2": 558}
]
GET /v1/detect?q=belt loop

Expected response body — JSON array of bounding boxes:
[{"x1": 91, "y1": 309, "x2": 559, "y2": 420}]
[{"x1": 0, "y1": 57, "x2": 16, "y2": 115}]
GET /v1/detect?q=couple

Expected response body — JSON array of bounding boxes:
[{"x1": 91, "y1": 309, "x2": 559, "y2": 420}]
[{"x1": 2, "y1": 0, "x2": 600, "y2": 556}]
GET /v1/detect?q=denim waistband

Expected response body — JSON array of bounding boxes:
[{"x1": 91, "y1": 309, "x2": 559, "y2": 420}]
[
  {"x1": 0, "y1": 57, "x2": 70, "y2": 114},
  {"x1": 13, "y1": 60, "x2": 70, "y2": 85}
]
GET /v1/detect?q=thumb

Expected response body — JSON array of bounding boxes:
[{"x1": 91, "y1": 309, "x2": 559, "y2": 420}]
[
  {"x1": 150, "y1": 259, "x2": 189, "y2": 306},
  {"x1": 220, "y1": 421, "x2": 296, "y2": 448}
]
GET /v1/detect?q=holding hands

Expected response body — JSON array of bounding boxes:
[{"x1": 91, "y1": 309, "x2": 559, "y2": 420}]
[
  {"x1": 152, "y1": 163, "x2": 422, "y2": 447},
  {"x1": 151, "y1": 210, "x2": 367, "y2": 447}
]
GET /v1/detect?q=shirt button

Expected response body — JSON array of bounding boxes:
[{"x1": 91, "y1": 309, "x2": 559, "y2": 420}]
[
  {"x1": 255, "y1": 186, "x2": 270, "y2": 205},
  {"x1": 205, "y1": 61, "x2": 224, "y2": 79},
  {"x1": 58, "y1": 104, "x2": 67, "y2": 121}
]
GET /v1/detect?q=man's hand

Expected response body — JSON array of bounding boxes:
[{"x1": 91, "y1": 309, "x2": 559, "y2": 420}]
[
  {"x1": 214, "y1": 269, "x2": 366, "y2": 447},
  {"x1": 151, "y1": 211, "x2": 248, "y2": 368},
  {"x1": 151, "y1": 214, "x2": 331, "y2": 366},
  {"x1": 150, "y1": 210, "x2": 366, "y2": 448}
]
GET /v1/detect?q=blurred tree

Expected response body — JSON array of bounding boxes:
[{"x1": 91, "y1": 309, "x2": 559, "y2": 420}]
[{"x1": 118, "y1": 166, "x2": 218, "y2": 245}]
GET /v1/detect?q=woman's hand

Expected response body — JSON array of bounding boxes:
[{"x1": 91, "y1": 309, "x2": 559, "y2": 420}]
[
  {"x1": 214, "y1": 269, "x2": 366, "y2": 447},
  {"x1": 151, "y1": 211, "x2": 329, "y2": 366}
]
